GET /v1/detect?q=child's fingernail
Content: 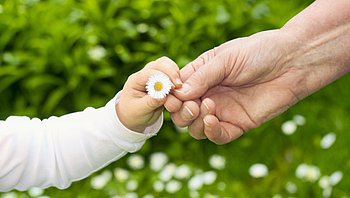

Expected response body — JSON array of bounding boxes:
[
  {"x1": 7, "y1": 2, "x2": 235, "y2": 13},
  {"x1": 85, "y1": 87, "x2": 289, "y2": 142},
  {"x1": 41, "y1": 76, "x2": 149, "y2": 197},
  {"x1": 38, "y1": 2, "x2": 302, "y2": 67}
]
[
  {"x1": 175, "y1": 83, "x2": 191, "y2": 94},
  {"x1": 184, "y1": 106, "x2": 194, "y2": 119}
]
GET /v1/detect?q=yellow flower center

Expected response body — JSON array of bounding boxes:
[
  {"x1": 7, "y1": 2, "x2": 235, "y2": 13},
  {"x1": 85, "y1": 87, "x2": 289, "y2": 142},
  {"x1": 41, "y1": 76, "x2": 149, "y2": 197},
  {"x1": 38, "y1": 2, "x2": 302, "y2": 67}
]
[{"x1": 154, "y1": 82, "x2": 163, "y2": 91}]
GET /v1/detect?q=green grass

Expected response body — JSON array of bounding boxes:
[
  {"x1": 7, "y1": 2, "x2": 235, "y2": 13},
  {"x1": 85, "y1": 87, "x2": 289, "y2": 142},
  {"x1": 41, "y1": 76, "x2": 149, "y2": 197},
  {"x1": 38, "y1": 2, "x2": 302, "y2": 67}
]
[{"x1": 2, "y1": 0, "x2": 350, "y2": 197}]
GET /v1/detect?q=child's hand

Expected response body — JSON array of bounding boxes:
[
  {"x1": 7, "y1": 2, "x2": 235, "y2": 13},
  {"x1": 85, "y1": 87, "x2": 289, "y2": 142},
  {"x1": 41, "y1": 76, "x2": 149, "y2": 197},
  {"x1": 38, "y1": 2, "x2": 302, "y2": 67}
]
[{"x1": 116, "y1": 57, "x2": 184, "y2": 132}]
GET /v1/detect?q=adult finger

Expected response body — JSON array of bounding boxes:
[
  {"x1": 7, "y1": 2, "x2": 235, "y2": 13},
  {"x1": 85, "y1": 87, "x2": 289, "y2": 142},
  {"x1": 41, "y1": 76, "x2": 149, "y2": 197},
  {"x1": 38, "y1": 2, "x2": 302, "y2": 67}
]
[
  {"x1": 188, "y1": 98, "x2": 216, "y2": 140},
  {"x1": 203, "y1": 114, "x2": 244, "y2": 145},
  {"x1": 170, "y1": 100, "x2": 200, "y2": 128},
  {"x1": 175, "y1": 52, "x2": 229, "y2": 101},
  {"x1": 180, "y1": 40, "x2": 236, "y2": 82},
  {"x1": 164, "y1": 94, "x2": 183, "y2": 113},
  {"x1": 180, "y1": 48, "x2": 217, "y2": 82}
]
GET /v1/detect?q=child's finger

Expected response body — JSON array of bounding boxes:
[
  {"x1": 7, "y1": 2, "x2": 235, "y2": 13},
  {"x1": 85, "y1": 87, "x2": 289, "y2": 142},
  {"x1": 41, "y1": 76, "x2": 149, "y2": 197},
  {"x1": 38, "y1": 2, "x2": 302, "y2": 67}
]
[
  {"x1": 145, "y1": 56, "x2": 182, "y2": 88},
  {"x1": 138, "y1": 94, "x2": 166, "y2": 113},
  {"x1": 164, "y1": 94, "x2": 183, "y2": 113},
  {"x1": 125, "y1": 69, "x2": 168, "y2": 92}
]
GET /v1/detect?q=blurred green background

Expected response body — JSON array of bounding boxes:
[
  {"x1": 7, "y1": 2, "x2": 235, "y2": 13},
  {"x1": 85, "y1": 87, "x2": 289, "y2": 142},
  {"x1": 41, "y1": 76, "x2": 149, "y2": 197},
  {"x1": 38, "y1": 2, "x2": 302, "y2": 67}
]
[{"x1": 1, "y1": 0, "x2": 350, "y2": 197}]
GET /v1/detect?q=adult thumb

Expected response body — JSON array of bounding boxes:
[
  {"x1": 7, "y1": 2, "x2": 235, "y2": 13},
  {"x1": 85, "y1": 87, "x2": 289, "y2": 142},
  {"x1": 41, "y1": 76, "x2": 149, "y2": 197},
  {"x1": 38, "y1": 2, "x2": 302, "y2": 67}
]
[{"x1": 175, "y1": 56, "x2": 226, "y2": 100}]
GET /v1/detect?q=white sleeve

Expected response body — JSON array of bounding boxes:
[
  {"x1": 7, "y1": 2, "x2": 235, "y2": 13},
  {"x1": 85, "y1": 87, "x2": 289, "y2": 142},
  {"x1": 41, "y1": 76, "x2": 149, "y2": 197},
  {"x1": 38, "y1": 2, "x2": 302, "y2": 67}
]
[{"x1": 0, "y1": 92, "x2": 163, "y2": 191}]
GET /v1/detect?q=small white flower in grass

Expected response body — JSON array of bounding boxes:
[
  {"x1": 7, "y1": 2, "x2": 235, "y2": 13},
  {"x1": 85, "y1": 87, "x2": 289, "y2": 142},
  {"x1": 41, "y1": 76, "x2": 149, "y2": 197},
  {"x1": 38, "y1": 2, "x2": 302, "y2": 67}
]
[
  {"x1": 126, "y1": 180, "x2": 138, "y2": 191},
  {"x1": 329, "y1": 171, "x2": 343, "y2": 186},
  {"x1": 159, "y1": 163, "x2": 177, "y2": 181},
  {"x1": 323, "y1": 187, "x2": 332, "y2": 198},
  {"x1": 188, "y1": 175, "x2": 204, "y2": 190},
  {"x1": 202, "y1": 171, "x2": 217, "y2": 185},
  {"x1": 293, "y1": 114, "x2": 306, "y2": 126},
  {"x1": 143, "y1": 194, "x2": 154, "y2": 198},
  {"x1": 319, "y1": 176, "x2": 331, "y2": 189},
  {"x1": 2, "y1": 192, "x2": 17, "y2": 198},
  {"x1": 114, "y1": 168, "x2": 130, "y2": 182},
  {"x1": 320, "y1": 132, "x2": 336, "y2": 149},
  {"x1": 281, "y1": 120, "x2": 297, "y2": 135},
  {"x1": 124, "y1": 192, "x2": 138, "y2": 198},
  {"x1": 285, "y1": 181, "x2": 297, "y2": 194},
  {"x1": 209, "y1": 154, "x2": 226, "y2": 170},
  {"x1": 204, "y1": 193, "x2": 219, "y2": 198},
  {"x1": 249, "y1": 163, "x2": 268, "y2": 178},
  {"x1": 90, "y1": 170, "x2": 112, "y2": 189},
  {"x1": 165, "y1": 180, "x2": 182, "y2": 194},
  {"x1": 217, "y1": 182, "x2": 226, "y2": 191},
  {"x1": 153, "y1": 180, "x2": 165, "y2": 192},
  {"x1": 127, "y1": 154, "x2": 145, "y2": 170},
  {"x1": 88, "y1": 46, "x2": 106, "y2": 61},
  {"x1": 174, "y1": 164, "x2": 192, "y2": 179},
  {"x1": 28, "y1": 187, "x2": 44, "y2": 197},
  {"x1": 189, "y1": 191, "x2": 199, "y2": 198},
  {"x1": 150, "y1": 152, "x2": 169, "y2": 172},
  {"x1": 272, "y1": 194, "x2": 282, "y2": 198},
  {"x1": 296, "y1": 164, "x2": 308, "y2": 178},
  {"x1": 295, "y1": 164, "x2": 320, "y2": 182},
  {"x1": 146, "y1": 74, "x2": 172, "y2": 99}
]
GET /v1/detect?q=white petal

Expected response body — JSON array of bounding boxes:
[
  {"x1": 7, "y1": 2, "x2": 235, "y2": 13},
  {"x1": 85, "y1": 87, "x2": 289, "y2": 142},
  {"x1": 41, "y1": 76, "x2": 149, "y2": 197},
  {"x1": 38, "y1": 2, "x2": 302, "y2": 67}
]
[{"x1": 146, "y1": 74, "x2": 172, "y2": 99}]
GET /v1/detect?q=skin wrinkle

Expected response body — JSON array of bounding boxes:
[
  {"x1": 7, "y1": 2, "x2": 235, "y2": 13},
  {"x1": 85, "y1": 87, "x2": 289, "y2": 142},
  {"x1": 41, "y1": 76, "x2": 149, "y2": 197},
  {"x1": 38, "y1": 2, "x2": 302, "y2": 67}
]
[
  {"x1": 207, "y1": 88, "x2": 255, "y2": 132},
  {"x1": 287, "y1": 23, "x2": 350, "y2": 99},
  {"x1": 170, "y1": 0, "x2": 350, "y2": 145}
]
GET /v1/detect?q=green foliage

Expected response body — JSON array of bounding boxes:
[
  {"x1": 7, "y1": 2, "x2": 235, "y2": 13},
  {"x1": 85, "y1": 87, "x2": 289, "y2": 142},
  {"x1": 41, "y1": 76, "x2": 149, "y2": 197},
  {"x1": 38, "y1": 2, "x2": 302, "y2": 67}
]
[{"x1": 2, "y1": 0, "x2": 350, "y2": 197}]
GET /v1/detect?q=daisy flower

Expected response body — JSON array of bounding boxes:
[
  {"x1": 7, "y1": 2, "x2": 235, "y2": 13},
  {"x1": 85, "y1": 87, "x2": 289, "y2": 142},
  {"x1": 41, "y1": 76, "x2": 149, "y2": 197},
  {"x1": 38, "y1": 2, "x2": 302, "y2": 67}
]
[{"x1": 146, "y1": 73, "x2": 172, "y2": 99}]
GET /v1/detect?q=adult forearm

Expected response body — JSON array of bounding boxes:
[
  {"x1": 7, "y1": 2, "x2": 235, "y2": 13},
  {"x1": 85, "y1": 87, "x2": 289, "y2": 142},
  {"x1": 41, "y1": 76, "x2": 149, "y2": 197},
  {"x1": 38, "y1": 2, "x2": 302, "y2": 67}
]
[{"x1": 280, "y1": 0, "x2": 350, "y2": 97}]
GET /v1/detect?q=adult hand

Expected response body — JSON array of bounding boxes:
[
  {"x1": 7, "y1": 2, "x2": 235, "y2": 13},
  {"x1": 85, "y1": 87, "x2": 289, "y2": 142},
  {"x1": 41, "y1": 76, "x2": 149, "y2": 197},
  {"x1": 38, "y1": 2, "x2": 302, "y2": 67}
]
[{"x1": 172, "y1": 28, "x2": 348, "y2": 144}]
